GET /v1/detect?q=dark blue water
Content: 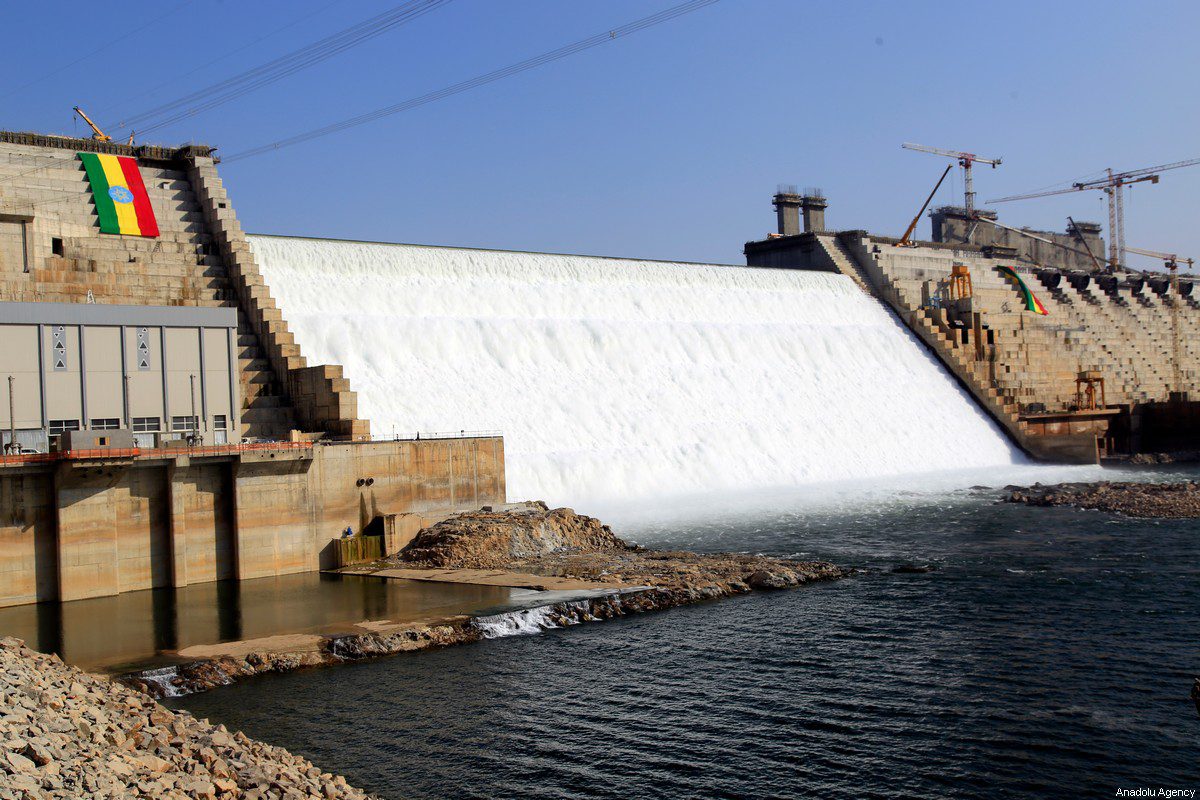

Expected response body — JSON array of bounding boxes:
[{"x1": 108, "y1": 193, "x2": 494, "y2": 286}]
[{"x1": 175, "y1": 481, "x2": 1200, "y2": 799}]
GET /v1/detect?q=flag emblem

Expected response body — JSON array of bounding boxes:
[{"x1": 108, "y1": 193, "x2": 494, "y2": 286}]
[
  {"x1": 78, "y1": 152, "x2": 159, "y2": 237},
  {"x1": 996, "y1": 265, "x2": 1049, "y2": 316}
]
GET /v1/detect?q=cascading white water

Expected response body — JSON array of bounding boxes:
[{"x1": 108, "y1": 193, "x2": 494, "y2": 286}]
[{"x1": 249, "y1": 236, "x2": 1019, "y2": 510}]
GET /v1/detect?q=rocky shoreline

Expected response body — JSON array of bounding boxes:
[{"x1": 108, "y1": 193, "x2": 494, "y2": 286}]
[
  {"x1": 123, "y1": 503, "x2": 843, "y2": 698},
  {"x1": 0, "y1": 637, "x2": 373, "y2": 799},
  {"x1": 1004, "y1": 481, "x2": 1200, "y2": 518}
]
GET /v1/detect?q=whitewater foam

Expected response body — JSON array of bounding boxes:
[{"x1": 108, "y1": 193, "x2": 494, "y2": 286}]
[
  {"x1": 250, "y1": 236, "x2": 1021, "y2": 512},
  {"x1": 474, "y1": 600, "x2": 596, "y2": 639}
]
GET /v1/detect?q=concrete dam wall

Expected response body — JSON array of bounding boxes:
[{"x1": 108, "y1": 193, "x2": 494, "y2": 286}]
[{"x1": 249, "y1": 236, "x2": 1021, "y2": 510}]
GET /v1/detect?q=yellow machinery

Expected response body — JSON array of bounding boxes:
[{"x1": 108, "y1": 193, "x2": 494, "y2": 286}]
[{"x1": 73, "y1": 106, "x2": 134, "y2": 145}]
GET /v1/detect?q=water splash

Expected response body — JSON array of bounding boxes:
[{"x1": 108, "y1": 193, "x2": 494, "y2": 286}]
[
  {"x1": 474, "y1": 600, "x2": 598, "y2": 639},
  {"x1": 251, "y1": 236, "x2": 1020, "y2": 512},
  {"x1": 132, "y1": 665, "x2": 184, "y2": 698}
]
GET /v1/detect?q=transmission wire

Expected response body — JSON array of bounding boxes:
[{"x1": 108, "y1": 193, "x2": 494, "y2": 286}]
[
  {"x1": 224, "y1": 0, "x2": 722, "y2": 163},
  {"x1": 114, "y1": 0, "x2": 451, "y2": 136}
]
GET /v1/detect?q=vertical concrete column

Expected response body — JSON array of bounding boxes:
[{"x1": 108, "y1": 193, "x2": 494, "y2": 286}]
[
  {"x1": 167, "y1": 461, "x2": 189, "y2": 588},
  {"x1": 800, "y1": 195, "x2": 828, "y2": 233},
  {"x1": 772, "y1": 193, "x2": 803, "y2": 236},
  {"x1": 53, "y1": 464, "x2": 118, "y2": 602}
]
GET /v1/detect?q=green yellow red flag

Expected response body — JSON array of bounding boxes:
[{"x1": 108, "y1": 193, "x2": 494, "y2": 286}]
[
  {"x1": 78, "y1": 152, "x2": 159, "y2": 237},
  {"x1": 996, "y1": 265, "x2": 1048, "y2": 315}
]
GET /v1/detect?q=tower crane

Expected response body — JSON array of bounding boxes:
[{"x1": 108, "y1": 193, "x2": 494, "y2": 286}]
[
  {"x1": 901, "y1": 143, "x2": 1001, "y2": 217},
  {"x1": 988, "y1": 157, "x2": 1200, "y2": 270},
  {"x1": 1124, "y1": 245, "x2": 1194, "y2": 276}
]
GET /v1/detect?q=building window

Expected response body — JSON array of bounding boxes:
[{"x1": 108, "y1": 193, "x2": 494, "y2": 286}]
[
  {"x1": 96, "y1": 437, "x2": 109, "y2": 447},
  {"x1": 212, "y1": 414, "x2": 229, "y2": 445},
  {"x1": 51, "y1": 237, "x2": 64, "y2": 257},
  {"x1": 171, "y1": 416, "x2": 198, "y2": 433},
  {"x1": 48, "y1": 420, "x2": 80, "y2": 440},
  {"x1": 90, "y1": 418, "x2": 120, "y2": 430},
  {"x1": 132, "y1": 416, "x2": 160, "y2": 433}
]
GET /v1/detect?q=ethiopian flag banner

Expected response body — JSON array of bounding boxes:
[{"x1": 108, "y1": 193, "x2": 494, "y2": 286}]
[
  {"x1": 997, "y1": 265, "x2": 1048, "y2": 315},
  {"x1": 78, "y1": 153, "x2": 159, "y2": 237}
]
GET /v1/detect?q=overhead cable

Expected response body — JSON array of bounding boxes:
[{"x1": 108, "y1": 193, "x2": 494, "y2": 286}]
[
  {"x1": 224, "y1": 0, "x2": 722, "y2": 163},
  {"x1": 114, "y1": 0, "x2": 452, "y2": 136},
  {"x1": 104, "y1": 0, "x2": 348, "y2": 120}
]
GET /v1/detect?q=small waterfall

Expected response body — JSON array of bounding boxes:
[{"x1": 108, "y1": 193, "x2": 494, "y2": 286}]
[
  {"x1": 474, "y1": 600, "x2": 597, "y2": 639},
  {"x1": 132, "y1": 665, "x2": 184, "y2": 698},
  {"x1": 250, "y1": 236, "x2": 1019, "y2": 510}
]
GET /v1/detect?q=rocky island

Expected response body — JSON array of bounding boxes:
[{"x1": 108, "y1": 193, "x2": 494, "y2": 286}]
[
  {"x1": 125, "y1": 503, "x2": 843, "y2": 697},
  {"x1": 1005, "y1": 481, "x2": 1200, "y2": 518}
]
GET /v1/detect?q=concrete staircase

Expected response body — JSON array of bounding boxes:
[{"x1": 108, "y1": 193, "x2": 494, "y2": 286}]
[{"x1": 823, "y1": 233, "x2": 1097, "y2": 462}]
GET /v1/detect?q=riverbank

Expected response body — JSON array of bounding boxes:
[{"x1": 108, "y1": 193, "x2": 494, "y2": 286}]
[
  {"x1": 1005, "y1": 481, "x2": 1200, "y2": 518},
  {"x1": 0, "y1": 637, "x2": 373, "y2": 799},
  {"x1": 123, "y1": 503, "x2": 843, "y2": 697}
]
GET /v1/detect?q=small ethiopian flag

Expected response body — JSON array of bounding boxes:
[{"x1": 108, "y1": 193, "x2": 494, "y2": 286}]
[
  {"x1": 78, "y1": 152, "x2": 159, "y2": 237},
  {"x1": 997, "y1": 265, "x2": 1048, "y2": 315}
]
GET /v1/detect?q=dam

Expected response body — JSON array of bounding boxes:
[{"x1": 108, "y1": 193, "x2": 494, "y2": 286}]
[
  {"x1": 248, "y1": 235, "x2": 1019, "y2": 508},
  {"x1": 0, "y1": 127, "x2": 1192, "y2": 608}
]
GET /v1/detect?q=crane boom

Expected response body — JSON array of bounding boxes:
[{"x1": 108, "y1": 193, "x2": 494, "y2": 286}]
[
  {"x1": 901, "y1": 142, "x2": 1001, "y2": 218},
  {"x1": 1125, "y1": 245, "x2": 1194, "y2": 267},
  {"x1": 986, "y1": 155, "x2": 1200, "y2": 270},
  {"x1": 901, "y1": 142, "x2": 1001, "y2": 166},
  {"x1": 72, "y1": 106, "x2": 111, "y2": 142}
]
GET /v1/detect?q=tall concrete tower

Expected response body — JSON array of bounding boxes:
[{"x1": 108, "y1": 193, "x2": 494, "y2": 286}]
[{"x1": 773, "y1": 187, "x2": 826, "y2": 236}]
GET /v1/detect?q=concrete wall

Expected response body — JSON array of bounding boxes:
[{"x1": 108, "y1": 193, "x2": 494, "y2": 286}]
[
  {"x1": 930, "y1": 207, "x2": 1106, "y2": 271},
  {"x1": 0, "y1": 437, "x2": 506, "y2": 607},
  {"x1": 0, "y1": 470, "x2": 56, "y2": 607}
]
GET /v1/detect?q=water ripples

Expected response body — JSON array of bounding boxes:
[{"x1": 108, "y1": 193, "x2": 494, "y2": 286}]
[{"x1": 176, "y1": 492, "x2": 1200, "y2": 798}]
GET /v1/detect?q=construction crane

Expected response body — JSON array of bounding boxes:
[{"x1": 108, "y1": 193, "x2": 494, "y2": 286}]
[
  {"x1": 988, "y1": 157, "x2": 1200, "y2": 270},
  {"x1": 73, "y1": 106, "x2": 111, "y2": 142},
  {"x1": 1125, "y1": 244, "x2": 1194, "y2": 275},
  {"x1": 901, "y1": 143, "x2": 1002, "y2": 217},
  {"x1": 72, "y1": 106, "x2": 134, "y2": 145},
  {"x1": 898, "y1": 164, "x2": 953, "y2": 247}
]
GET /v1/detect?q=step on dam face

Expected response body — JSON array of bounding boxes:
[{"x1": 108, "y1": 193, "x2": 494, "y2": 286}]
[{"x1": 249, "y1": 236, "x2": 1020, "y2": 509}]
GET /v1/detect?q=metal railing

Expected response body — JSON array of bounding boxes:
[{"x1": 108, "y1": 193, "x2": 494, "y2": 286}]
[
  {"x1": 0, "y1": 440, "x2": 314, "y2": 467},
  {"x1": 317, "y1": 429, "x2": 504, "y2": 445},
  {"x1": 0, "y1": 432, "x2": 504, "y2": 466}
]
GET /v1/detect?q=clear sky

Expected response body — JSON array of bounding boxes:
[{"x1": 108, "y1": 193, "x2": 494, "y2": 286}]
[{"x1": 5, "y1": 0, "x2": 1199, "y2": 267}]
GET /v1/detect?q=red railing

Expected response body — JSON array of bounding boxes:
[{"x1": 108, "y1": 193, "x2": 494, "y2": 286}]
[{"x1": 0, "y1": 440, "x2": 315, "y2": 467}]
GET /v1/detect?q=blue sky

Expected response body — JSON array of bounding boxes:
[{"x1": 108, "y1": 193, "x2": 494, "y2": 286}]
[{"x1": 5, "y1": 0, "x2": 1199, "y2": 266}]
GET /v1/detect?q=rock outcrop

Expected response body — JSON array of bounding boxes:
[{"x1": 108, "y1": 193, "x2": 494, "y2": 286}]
[
  {"x1": 392, "y1": 504, "x2": 843, "y2": 602},
  {"x1": 1005, "y1": 481, "x2": 1200, "y2": 518},
  {"x1": 400, "y1": 502, "x2": 623, "y2": 568},
  {"x1": 0, "y1": 637, "x2": 372, "y2": 799}
]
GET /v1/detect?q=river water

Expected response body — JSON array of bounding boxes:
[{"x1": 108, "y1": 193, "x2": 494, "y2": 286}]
[{"x1": 174, "y1": 471, "x2": 1200, "y2": 799}]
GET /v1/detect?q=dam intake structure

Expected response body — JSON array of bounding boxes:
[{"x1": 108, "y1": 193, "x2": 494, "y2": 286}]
[{"x1": 250, "y1": 235, "x2": 1021, "y2": 508}]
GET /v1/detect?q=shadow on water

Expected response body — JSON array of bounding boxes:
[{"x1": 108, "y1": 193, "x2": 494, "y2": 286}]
[{"x1": 0, "y1": 572, "x2": 514, "y2": 672}]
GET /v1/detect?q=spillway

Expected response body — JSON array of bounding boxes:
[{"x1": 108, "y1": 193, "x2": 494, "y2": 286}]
[{"x1": 249, "y1": 236, "x2": 1020, "y2": 509}]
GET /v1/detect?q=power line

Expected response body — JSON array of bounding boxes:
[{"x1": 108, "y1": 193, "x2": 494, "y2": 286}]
[
  {"x1": 113, "y1": 0, "x2": 452, "y2": 136},
  {"x1": 224, "y1": 0, "x2": 722, "y2": 163},
  {"x1": 103, "y1": 0, "x2": 348, "y2": 121},
  {"x1": 0, "y1": 1, "x2": 195, "y2": 101}
]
